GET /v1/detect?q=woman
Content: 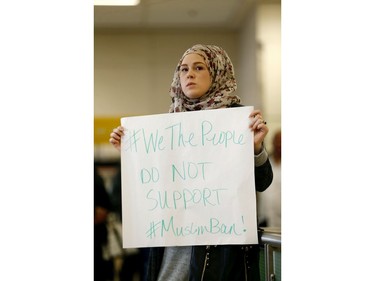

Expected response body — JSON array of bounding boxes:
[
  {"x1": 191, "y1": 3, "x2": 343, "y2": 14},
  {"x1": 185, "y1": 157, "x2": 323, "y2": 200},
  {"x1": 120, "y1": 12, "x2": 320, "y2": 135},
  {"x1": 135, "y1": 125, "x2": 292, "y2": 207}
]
[{"x1": 109, "y1": 44, "x2": 273, "y2": 281}]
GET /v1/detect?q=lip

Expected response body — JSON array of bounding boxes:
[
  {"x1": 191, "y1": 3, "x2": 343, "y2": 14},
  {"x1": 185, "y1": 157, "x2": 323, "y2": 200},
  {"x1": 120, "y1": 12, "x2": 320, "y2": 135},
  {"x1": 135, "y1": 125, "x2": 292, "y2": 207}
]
[{"x1": 186, "y1": 82, "x2": 196, "y2": 87}]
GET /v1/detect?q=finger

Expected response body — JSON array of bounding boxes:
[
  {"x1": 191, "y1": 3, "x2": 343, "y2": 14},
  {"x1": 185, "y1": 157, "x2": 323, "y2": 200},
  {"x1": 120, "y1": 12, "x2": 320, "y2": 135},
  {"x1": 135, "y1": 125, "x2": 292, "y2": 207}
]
[
  {"x1": 249, "y1": 115, "x2": 263, "y2": 128},
  {"x1": 113, "y1": 127, "x2": 124, "y2": 135},
  {"x1": 250, "y1": 120, "x2": 262, "y2": 130},
  {"x1": 249, "y1": 110, "x2": 264, "y2": 126},
  {"x1": 112, "y1": 127, "x2": 125, "y2": 137},
  {"x1": 256, "y1": 121, "x2": 267, "y2": 130},
  {"x1": 112, "y1": 128, "x2": 122, "y2": 135},
  {"x1": 117, "y1": 126, "x2": 125, "y2": 132},
  {"x1": 250, "y1": 118, "x2": 268, "y2": 132},
  {"x1": 249, "y1": 109, "x2": 261, "y2": 118},
  {"x1": 110, "y1": 132, "x2": 121, "y2": 140}
]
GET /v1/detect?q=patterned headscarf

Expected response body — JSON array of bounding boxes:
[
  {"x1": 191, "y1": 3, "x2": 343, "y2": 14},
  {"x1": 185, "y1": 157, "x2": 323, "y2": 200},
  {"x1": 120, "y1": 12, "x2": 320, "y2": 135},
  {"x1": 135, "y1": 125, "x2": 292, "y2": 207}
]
[{"x1": 168, "y1": 44, "x2": 241, "y2": 113}]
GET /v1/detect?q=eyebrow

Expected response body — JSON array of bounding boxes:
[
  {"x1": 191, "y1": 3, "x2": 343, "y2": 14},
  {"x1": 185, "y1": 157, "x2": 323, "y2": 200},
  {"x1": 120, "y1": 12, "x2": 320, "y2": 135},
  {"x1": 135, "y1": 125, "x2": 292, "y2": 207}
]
[{"x1": 180, "y1": 62, "x2": 206, "y2": 67}]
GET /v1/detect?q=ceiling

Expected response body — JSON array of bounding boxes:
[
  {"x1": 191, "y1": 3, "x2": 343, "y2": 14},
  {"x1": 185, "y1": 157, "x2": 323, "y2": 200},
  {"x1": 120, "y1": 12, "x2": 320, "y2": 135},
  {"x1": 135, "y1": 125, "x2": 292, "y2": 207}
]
[{"x1": 94, "y1": 0, "x2": 280, "y2": 30}]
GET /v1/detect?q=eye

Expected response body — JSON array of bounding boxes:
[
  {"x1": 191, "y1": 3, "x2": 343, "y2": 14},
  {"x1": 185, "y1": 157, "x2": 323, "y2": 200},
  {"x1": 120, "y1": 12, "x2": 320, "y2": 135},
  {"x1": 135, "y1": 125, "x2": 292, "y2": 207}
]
[
  {"x1": 195, "y1": 66, "x2": 205, "y2": 71},
  {"x1": 179, "y1": 67, "x2": 188, "y2": 73}
]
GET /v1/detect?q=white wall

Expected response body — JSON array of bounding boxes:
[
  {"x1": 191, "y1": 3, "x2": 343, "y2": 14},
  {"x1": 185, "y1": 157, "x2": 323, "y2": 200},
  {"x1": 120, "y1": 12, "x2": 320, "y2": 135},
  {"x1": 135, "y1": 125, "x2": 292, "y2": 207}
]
[
  {"x1": 94, "y1": 29, "x2": 239, "y2": 117},
  {"x1": 237, "y1": 5, "x2": 261, "y2": 110},
  {"x1": 256, "y1": 4, "x2": 282, "y2": 151}
]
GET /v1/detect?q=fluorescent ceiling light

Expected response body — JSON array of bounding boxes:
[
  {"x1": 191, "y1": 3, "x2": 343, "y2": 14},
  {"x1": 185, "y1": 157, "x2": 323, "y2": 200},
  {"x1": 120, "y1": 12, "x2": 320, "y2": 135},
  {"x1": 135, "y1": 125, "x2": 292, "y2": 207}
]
[{"x1": 94, "y1": 0, "x2": 140, "y2": 6}]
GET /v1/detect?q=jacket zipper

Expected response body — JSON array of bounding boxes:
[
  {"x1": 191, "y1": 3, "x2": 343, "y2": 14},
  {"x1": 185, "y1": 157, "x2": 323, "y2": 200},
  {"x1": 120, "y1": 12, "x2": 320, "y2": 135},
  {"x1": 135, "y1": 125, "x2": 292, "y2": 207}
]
[
  {"x1": 243, "y1": 246, "x2": 248, "y2": 281},
  {"x1": 200, "y1": 246, "x2": 210, "y2": 281},
  {"x1": 243, "y1": 253, "x2": 248, "y2": 281}
]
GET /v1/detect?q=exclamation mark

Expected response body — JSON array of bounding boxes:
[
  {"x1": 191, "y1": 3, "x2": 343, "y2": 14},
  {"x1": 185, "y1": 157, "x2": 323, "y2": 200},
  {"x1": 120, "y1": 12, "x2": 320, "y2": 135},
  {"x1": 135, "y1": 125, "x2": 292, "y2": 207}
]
[{"x1": 242, "y1": 216, "x2": 247, "y2": 232}]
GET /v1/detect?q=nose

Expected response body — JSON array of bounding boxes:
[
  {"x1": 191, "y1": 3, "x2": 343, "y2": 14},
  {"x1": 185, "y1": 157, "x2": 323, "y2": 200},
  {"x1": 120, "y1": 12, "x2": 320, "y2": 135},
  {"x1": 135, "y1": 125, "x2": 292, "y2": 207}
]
[{"x1": 186, "y1": 68, "x2": 195, "y2": 78}]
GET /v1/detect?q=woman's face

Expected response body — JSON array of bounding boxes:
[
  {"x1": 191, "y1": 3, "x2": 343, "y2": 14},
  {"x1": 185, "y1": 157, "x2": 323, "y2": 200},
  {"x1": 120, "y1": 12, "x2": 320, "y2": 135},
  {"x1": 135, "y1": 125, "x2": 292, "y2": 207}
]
[{"x1": 179, "y1": 53, "x2": 212, "y2": 99}]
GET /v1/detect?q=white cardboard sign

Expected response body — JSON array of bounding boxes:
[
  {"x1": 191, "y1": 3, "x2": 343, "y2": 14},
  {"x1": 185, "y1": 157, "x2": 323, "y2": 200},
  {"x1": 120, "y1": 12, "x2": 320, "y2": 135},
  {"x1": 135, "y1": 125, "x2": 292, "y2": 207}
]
[{"x1": 120, "y1": 106, "x2": 258, "y2": 248}]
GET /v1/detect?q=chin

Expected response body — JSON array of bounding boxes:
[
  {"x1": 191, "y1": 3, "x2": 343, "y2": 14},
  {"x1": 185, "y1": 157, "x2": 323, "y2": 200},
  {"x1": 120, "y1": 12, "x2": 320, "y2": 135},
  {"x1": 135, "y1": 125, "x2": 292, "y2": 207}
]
[{"x1": 185, "y1": 92, "x2": 204, "y2": 99}]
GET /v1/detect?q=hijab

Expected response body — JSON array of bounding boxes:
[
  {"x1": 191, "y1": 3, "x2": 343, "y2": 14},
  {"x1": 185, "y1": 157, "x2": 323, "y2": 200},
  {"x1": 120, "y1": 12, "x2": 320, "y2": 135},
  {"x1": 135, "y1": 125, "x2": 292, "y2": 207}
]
[{"x1": 168, "y1": 44, "x2": 241, "y2": 113}]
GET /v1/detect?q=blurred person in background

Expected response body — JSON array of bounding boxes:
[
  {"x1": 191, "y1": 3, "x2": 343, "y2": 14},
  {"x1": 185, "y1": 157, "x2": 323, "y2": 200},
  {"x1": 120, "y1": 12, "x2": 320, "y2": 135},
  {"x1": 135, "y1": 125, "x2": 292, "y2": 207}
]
[
  {"x1": 94, "y1": 167, "x2": 113, "y2": 281},
  {"x1": 111, "y1": 166, "x2": 150, "y2": 281},
  {"x1": 257, "y1": 130, "x2": 281, "y2": 228}
]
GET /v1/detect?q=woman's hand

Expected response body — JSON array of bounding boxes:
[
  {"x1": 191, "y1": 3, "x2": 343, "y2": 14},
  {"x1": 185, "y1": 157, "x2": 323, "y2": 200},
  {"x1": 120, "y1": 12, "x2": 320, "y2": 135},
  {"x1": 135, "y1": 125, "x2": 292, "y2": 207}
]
[
  {"x1": 249, "y1": 110, "x2": 269, "y2": 154},
  {"x1": 109, "y1": 126, "x2": 125, "y2": 152}
]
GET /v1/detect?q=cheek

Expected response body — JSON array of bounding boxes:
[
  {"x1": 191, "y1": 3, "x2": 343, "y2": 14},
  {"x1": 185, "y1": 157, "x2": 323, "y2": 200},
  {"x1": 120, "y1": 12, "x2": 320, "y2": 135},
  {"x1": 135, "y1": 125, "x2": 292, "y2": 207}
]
[
  {"x1": 205, "y1": 75, "x2": 213, "y2": 89},
  {"x1": 178, "y1": 77, "x2": 185, "y2": 88}
]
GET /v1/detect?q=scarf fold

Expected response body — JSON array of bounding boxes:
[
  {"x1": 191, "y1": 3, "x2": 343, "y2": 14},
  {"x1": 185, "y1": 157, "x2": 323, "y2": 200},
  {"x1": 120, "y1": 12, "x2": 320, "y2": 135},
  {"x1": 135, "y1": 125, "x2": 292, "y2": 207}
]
[{"x1": 168, "y1": 44, "x2": 241, "y2": 113}]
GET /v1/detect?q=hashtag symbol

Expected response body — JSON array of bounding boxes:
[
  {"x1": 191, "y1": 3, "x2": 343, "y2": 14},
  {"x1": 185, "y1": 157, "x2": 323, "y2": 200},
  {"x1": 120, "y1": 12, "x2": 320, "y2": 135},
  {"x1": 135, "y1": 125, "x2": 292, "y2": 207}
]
[
  {"x1": 146, "y1": 221, "x2": 156, "y2": 239},
  {"x1": 146, "y1": 220, "x2": 161, "y2": 239},
  {"x1": 123, "y1": 129, "x2": 141, "y2": 152}
]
